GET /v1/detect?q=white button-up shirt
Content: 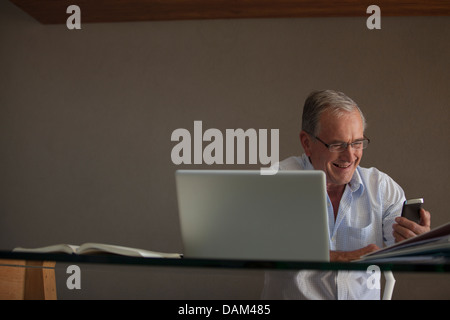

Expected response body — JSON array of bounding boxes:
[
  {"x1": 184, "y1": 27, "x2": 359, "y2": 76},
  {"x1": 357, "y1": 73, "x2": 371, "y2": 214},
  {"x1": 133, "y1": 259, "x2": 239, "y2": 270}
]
[{"x1": 261, "y1": 154, "x2": 405, "y2": 299}]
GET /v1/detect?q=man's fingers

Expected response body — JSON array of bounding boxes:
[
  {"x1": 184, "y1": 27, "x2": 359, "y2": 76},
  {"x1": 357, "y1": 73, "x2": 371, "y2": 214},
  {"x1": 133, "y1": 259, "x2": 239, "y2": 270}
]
[
  {"x1": 392, "y1": 220, "x2": 416, "y2": 242},
  {"x1": 419, "y1": 208, "x2": 431, "y2": 228},
  {"x1": 392, "y1": 209, "x2": 432, "y2": 243}
]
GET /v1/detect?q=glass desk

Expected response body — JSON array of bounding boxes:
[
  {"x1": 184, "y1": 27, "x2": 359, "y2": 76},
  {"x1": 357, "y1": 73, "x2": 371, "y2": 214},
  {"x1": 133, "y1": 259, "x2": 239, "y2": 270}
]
[
  {"x1": 1, "y1": 250, "x2": 448, "y2": 300},
  {"x1": 1, "y1": 250, "x2": 449, "y2": 272}
]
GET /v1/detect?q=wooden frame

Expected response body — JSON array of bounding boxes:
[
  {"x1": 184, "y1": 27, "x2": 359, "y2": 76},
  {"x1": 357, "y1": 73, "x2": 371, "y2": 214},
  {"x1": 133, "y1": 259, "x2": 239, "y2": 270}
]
[
  {"x1": 0, "y1": 259, "x2": 57, "y2": 300},
  {"x1": 9, "y1": 0, "x2": 450, "y2": 24}
]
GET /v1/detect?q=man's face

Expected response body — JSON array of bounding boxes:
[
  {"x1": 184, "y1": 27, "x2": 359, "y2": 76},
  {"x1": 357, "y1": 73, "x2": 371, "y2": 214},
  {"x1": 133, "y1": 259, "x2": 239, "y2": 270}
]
[{"x1": 301, "y1": 109, "x2": 365, "y2": 190}]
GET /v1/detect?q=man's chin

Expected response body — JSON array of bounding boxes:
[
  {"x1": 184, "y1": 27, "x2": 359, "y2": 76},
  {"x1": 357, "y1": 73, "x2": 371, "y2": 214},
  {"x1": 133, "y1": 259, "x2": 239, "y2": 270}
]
[{"x1": 327, "y1": 171, "x2": 355, "y2": 187}]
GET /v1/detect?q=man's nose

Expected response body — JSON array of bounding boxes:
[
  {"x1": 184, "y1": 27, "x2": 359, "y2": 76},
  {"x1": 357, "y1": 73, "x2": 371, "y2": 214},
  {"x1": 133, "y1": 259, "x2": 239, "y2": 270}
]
[{"x1": 340, "y1": 145, "x2": 357, "y2": 162}]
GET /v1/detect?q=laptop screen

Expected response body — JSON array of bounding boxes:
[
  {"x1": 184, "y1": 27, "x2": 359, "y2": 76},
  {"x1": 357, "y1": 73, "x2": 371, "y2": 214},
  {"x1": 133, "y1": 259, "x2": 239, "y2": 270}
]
[{"x1": 175, "y1": 170, "x2": 330, "y2": 262}]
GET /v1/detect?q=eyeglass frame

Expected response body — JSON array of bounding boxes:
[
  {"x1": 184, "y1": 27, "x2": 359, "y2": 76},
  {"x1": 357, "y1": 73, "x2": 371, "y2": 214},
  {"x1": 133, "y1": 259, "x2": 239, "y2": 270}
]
[{"x1": 305, "y1": 131, "x2": 370, "y2": 153}]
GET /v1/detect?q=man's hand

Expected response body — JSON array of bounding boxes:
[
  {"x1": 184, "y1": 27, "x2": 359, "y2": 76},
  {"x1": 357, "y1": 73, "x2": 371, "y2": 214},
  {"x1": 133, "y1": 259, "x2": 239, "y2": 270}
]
[
  {"x1": 330, "y1": 244, "x2": 380, "y2": 262},
  {"x1": 392, "y1": 208, "x2": 431, "y2": 243}
]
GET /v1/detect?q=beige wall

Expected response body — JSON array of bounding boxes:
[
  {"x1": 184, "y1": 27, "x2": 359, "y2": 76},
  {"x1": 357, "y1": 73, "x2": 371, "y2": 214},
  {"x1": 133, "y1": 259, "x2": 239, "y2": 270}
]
[{"x1": 1, "y1": 1, "x2": 449, "y2": 299}]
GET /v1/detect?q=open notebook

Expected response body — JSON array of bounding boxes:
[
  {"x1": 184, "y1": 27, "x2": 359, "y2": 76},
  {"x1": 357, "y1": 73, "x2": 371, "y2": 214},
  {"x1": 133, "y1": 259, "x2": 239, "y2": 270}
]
[{"x1": 13, "y1": 242, "x2": 182, "y2": 258}]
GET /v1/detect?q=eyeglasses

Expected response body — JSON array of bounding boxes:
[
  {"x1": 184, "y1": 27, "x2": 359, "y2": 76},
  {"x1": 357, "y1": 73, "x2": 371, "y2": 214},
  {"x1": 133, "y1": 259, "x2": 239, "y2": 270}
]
[{"x1": 306, "y1": 132, "x2": 370, "y2": 153}]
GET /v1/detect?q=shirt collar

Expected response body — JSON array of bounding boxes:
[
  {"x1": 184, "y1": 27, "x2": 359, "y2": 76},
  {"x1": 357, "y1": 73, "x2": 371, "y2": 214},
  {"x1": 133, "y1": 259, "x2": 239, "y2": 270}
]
[
  {"x1": 301, "y1": 153, "x2": 364, "y2": 194},
  {"x1": 301, "y1": 153, "x2": 315, "y2": 170},
  {"x1": 349, "y1": 167, "x2": 364, "y2": 194}
]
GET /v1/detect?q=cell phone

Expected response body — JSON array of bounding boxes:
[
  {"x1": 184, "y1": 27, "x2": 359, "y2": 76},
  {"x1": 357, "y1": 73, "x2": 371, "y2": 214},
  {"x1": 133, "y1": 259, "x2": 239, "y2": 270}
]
[{"x1": 400, "y1": 198, "x2": 423, "y2": 224}]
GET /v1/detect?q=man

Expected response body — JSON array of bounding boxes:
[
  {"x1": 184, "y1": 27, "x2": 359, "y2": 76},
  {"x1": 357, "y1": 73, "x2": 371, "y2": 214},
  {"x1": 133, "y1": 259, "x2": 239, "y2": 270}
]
[{"x1": 261, "y1": 90, "x2": 431, "y2": 299}]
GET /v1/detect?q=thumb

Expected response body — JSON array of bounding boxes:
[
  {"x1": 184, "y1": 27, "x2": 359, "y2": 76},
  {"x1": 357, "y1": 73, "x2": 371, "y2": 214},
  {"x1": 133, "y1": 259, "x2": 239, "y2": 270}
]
[{"x1": 419, "y1": 208, "x2": 431, "y2": 228}]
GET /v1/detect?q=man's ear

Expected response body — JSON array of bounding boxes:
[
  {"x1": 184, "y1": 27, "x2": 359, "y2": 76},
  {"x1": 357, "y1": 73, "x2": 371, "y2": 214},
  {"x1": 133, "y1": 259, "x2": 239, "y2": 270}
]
[{"x1": 299, "y1": 130, "x2": 312, "y2": 156}]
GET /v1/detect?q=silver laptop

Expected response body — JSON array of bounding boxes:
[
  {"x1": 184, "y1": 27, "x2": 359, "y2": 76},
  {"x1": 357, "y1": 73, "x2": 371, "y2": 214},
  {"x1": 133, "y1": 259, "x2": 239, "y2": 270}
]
[{"x1": 175, "y1": 170, "x2": 330, "y2": 262}]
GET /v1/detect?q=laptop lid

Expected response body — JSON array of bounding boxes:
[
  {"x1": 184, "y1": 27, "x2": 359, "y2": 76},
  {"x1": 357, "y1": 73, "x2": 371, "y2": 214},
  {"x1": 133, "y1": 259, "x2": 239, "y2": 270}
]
[{"x1": 175, "y1": 170, "x2": 330, "y2": 262}]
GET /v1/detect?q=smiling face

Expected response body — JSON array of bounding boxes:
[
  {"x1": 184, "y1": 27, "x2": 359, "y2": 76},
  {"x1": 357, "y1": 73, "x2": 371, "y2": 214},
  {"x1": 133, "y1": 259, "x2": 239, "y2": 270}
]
[{"x1": 300, "y1": 108, "x2": 365, "y2": 191}]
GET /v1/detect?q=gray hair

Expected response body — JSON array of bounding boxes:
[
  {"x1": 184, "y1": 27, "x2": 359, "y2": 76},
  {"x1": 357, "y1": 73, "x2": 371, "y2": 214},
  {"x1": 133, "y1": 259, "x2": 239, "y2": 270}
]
[{"x1": 301, "y1": 90, "x2": 367, "y2": 136}]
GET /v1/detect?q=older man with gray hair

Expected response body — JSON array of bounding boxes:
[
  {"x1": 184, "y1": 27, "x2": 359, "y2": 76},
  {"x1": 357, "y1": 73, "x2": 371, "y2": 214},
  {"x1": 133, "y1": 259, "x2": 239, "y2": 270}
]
[{"x1": 261, "y1": 90, "x2": 431, "y2": 299}]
